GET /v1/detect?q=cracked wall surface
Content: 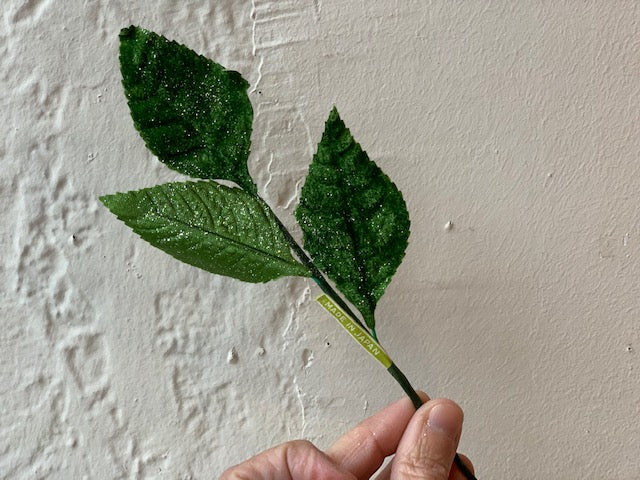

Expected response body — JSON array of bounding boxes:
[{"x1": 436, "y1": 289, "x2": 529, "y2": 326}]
[{"x1": 2, "y1": 1, "x2": 640, "y2": 478}]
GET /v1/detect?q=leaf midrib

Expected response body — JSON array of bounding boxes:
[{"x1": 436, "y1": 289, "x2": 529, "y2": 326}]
[
  {"x1": 138, "y1": 193, "x2": 301, "y2": 270},
  {"x1": 336, "y1": 160, "x2": 376, "y2": 312}
]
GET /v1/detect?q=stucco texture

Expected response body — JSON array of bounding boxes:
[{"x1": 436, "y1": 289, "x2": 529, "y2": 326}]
[{"x1": 2, "y1": 1, "x2": 639, "y2": 478}]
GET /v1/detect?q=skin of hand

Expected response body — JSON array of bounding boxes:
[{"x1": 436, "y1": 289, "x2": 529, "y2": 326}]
[{"x1": 220, "y1": 393, "x2": 474, "y2": 480}]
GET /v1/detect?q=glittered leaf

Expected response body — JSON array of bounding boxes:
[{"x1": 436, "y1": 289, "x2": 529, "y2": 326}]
[
  {"x1": 296, "y1": 108, "x2": 410, "y2": 329},
  {"x1": 119, "y1": 26, "x2": 256, "y2": 193},
  {"x1": 101, "y1": 181, "x2": 310, "y2": 283}
]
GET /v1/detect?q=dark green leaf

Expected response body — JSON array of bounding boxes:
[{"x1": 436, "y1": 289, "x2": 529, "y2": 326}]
[
  {"x1": 101, "y1": 181, "x2": 310, "y2": 283},
  {"x1": 119, "y1": 26, "x2": 256, "y2": 193},
  {"x1": 296, "y1": 108, "x2": 410, "y2": 329}
]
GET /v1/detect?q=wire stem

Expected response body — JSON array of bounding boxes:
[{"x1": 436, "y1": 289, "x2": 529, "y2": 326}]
[
  {"x1": 386, "y1": 362, "x2": 423, "y2": 409},
  {"x1": 454, "y1": 454, "x2": 477, "y2": 480},
  {"x1": 270, "y1": 208, "x2": 477, "y2": 480},
  {"x1": 270, "y1": 212, "x2": 372, "y2": 334},
  {"x1": 387, "y1": 362, "x2": 477, "y2": 479}
]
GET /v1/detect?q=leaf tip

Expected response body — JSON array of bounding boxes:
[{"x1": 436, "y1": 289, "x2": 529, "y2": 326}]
[
  {"x1": 99, "y1": 192, "x2": 136, "y2": 218},
  {"x1": 98, "y1": 193, "x2": 121, "y2": 214},
  {"x1": 98, "y1": 193, "x2": 111, "y2": 207},
  {"x1": 119, "y1": 25, "x2": 138, "y2": 39},
  {"x1": 329, "y1": 105, "x2": 341, "y2": 121},
  {"x1": 326, "y1": 106, "x2": 348, "y2": 134}
]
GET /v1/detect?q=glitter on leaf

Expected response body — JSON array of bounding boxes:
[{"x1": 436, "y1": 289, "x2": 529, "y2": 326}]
[
  {"x1": 100, "y1": 181, "x2": 310, "y2": 282},
  {"x1": 296, "y1": 108, "x2": 410, "y2": 329},
  {"x1": 119, "y1": 26, "x2": 256, "y2": 193}
]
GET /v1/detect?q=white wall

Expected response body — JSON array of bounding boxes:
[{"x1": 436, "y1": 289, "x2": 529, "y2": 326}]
[{"x1": 2, "y1": 1, "x2": 639, "y2": 478}]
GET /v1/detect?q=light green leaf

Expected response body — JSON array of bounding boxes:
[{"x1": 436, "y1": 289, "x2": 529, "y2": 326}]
[
  {"x1": 295, "y1": 108, "x2": 410, "y2": 329},
  {"x1": 119, "y1": 26, "x2": 256, "y2": 193},
  {"x1": 101, "y1": 181, "x2": 310, "y2": 283}
]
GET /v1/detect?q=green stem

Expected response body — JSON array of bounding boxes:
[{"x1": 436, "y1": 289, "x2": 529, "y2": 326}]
[
  {"x1": 387, "y1": 363, "x2": 477, "y2": 480},
  {"x1": 454, "y1": 454, "x2": 477, "y2": 480},
  {"x1": 386, "y1": 362, "x2": 423, "y2": 409},
  {"x1": 270, "y1": 208, "x2": 477, "y2": 480},
  {"x1": 370, "y1": 327, "x2": 378, "y2": 342},
  {"x1": 270, "y1": 212, "x2": 371, "y2": 334}
]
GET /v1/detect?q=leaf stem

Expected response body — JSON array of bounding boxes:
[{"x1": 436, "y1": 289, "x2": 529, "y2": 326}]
[
  {"x1": 454, "y1": 454, "x2": 477, "y2": 480},
  {"x1": 387, "y1": 363, "x2": 477, "y2": 479},
  {"x1": 270, "y1": 207, "x2": 477, "y2": 480},
  {"x1": 269, "y1": 211, "x2": 372, "y2": 334},
  {"x1": 386, "y1": 362, "x2": 423, "y2": 409},
  {"x1": 370, "y1": 327, "x2": 378, "y2": 342}
]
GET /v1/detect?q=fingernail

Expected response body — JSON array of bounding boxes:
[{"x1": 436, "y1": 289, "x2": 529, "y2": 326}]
[{"x1": 426, "y1": 403, "x2": 460, "y2": 439}]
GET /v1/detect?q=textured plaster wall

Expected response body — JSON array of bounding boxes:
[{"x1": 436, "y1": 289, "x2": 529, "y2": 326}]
[{"x1": 2, "y1": 1, "x2": 639, "y2": 478}]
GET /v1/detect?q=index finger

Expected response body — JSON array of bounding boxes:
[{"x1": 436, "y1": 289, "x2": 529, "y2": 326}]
[{"x1": 326, "y1": 392, "x2": 429, "y2": 479}]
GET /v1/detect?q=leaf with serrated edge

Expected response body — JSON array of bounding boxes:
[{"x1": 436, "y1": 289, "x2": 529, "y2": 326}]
[
  {"x1": 101, "y1": 181, "x2": 310, "y2": 283},
  {"x1": 119, "y1": 26, "x2": 256, "y2": 193},
  {"x1": 296, "y1": 108, "x2": 410, "y2": 329}
]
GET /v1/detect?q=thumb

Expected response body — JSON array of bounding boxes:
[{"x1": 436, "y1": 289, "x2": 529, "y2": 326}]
[{"x1": 391, "y1": 399, "x2": 463, "y2": 480}]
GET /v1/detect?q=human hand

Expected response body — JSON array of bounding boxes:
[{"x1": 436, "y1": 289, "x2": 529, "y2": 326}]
[{"x1": 220, "y1": 394, "x2": 474, "y2": 479}]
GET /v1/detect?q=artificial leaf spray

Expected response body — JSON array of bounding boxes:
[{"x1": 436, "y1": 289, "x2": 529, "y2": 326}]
[{"x1": 101, "y1": 26, "x2": 476, "y2": 480}]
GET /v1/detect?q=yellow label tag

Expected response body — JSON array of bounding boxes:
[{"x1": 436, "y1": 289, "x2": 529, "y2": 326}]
[{"x1": 316, "y1": 294, "x2": 393, "y2": 369}]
